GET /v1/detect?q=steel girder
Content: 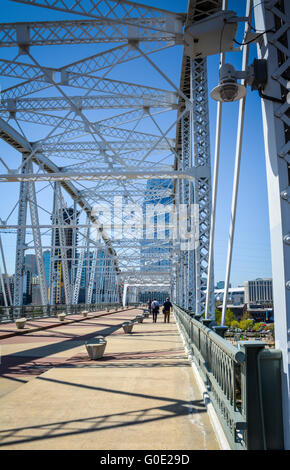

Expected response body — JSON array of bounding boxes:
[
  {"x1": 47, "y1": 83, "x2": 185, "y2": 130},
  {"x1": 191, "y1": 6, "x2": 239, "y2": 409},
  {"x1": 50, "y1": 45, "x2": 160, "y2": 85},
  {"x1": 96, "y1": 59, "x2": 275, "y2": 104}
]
[
  {"x1": 173, "y1": 0, "x2": 221, "y2": 314},
  {"x1": 253, "y1": 0, "x2": 290, "y2": 449},
  {"x1": 13, "y1": 155, "x2": 28, "y2": 307},
  {"x1": 0, "y1": 18, "x2": 180, "y2": 47},
  {"x1": 191, "y1": 57, "x2": 213, "y2": 316},
  {"x1": 26, "y1": 159, "x2": 49, "y2": 305},
  {"x1": 9, "y1": 0, "x2": 185, "y2": 33}
]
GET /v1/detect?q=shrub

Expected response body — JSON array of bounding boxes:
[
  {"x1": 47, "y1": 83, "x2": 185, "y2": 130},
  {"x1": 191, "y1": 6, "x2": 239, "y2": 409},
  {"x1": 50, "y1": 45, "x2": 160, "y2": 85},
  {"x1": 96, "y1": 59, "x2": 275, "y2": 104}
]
[
  {"x1": 239, "y1": 319, "x2": 254, "y2": 331},
  {"x1": 253, "y1": 322, "x2": 265, "y2": 332},
  {"x1": 230, "y1": 320, "x2": 240, "y2": 330}
]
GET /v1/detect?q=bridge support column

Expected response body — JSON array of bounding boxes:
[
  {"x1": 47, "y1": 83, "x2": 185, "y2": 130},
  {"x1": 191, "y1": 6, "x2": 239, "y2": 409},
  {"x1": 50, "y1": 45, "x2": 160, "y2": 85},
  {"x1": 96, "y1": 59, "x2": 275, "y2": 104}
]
[{"x1": 254, "y1": 0, "x2": 290, "y2": 449}]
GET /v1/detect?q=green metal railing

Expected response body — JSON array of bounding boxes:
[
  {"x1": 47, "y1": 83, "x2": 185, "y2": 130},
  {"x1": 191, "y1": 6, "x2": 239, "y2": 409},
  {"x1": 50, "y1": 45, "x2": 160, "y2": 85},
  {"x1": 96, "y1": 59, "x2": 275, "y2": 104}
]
[
  {"x1": 173, "y1": 304, "x2": 284, "y2": 450},
  {"x1": 0, "y1": 302, "x2": 125, "y2": 322}
]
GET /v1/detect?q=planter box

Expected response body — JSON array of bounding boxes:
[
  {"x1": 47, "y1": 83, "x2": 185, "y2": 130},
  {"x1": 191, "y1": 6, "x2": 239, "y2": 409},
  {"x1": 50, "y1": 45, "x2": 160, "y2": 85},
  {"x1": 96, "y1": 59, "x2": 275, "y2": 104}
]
[
  {"x1": 122, "y1": 322, "x2": 134, "y2": 334},
  {"x1": 85, "y1": 336, "x2": 107, "y2": 360},
  {"x1": 58, "y1": 313, "x2": 66, "y2": 321},
  {"x1": 15, "y1": 318, "x2": 26, "y2": 329}
]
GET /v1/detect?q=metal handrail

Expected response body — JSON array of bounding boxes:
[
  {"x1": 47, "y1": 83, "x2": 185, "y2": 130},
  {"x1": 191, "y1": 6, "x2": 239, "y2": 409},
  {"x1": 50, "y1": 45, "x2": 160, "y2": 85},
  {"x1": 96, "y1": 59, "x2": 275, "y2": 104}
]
[
  {"x1": 173, "y1": 304, "x2": 284, "y2": 450},
  {"x1": 0, "y1": 302, "x2": 125, "y2": 323},
  {"x1": 173, "y1": 303, "x2": 246, "y2": 449}
]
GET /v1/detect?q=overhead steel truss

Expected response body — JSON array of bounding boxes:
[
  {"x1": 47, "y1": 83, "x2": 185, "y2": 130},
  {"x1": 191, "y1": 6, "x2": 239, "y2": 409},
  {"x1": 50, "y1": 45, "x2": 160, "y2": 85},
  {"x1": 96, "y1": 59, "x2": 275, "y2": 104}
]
[
  {"x1": 0, "y1": 0, "x2": 221, "y2": 312},
  {"x1": 0, "y1": 0, "x2": 289, "y2": 449}
]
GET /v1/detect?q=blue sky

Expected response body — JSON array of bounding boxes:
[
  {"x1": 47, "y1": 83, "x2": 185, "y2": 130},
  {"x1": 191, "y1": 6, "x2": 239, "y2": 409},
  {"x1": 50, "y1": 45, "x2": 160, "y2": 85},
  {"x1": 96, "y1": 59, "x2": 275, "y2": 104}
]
[{"x1": 0, "y1": 0, "x2": 272, "y2": 287}]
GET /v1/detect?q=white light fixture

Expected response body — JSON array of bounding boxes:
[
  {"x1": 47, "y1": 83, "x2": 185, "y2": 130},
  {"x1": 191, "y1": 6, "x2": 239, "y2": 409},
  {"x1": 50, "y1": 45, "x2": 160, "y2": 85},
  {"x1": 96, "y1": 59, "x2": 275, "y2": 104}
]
[
  {"x1": 210, "y1": 63, "x2": 247, "y2": 102},
  {"x1": 210, "y1": 60, "x2": 268, "y2": 103}
]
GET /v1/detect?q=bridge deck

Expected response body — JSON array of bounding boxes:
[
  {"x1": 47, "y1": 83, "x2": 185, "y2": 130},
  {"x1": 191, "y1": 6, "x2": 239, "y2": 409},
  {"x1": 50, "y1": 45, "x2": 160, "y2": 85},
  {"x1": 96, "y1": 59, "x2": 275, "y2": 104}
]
[{"x1": 0, "y1": 308, "x2": 221, "y2": 450}]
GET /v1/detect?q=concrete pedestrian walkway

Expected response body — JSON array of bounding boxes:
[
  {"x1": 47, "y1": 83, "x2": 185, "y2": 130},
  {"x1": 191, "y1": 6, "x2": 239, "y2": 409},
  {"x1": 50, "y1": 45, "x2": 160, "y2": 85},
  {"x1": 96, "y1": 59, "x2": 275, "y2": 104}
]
[
  {"x1": 0, "y1": 306, "x2": 131, "y2": 340},
  {"x1": 0, "y1": 308, "x2": 221, "y2": 450}
]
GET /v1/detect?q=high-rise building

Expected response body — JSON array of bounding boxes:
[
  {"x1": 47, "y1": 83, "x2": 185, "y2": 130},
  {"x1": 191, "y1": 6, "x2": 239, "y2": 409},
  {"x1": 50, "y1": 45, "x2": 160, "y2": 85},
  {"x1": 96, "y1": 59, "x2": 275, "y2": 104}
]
[
  {"x1": 24, "y1": 254, "x2": 38, "y2": 275},
  {"x1": 51, "y1": 207, "x2": 79, "y2": 304},
  {"x1": 215, "y1": 281, "x2": 231, "y2": 289},
  {"x1": 141, "y1": 179, "x2": 173, "y2": 272},
  {"x1": 22, "y1": 269, "x2": 32, "y2": 305},
  {"x1": 43, "y1": 250, "x2": 50, "y2": 285},
  {"x1": 31, "y1": 284, "x2": 42, "y2": 305}
]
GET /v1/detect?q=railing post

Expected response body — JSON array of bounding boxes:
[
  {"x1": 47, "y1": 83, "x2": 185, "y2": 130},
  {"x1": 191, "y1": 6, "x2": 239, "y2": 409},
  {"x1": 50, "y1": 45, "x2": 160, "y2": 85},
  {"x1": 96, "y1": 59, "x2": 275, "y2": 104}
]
[
  {"x1": 239, "y1": 341, "x2": 266, "y2": 450},
  {"x1": 213, "y1": 325, "x2": 228, "y2": 338},
  {"x1": 202, "y1": 319, "x2": 212, "y2": 329}
]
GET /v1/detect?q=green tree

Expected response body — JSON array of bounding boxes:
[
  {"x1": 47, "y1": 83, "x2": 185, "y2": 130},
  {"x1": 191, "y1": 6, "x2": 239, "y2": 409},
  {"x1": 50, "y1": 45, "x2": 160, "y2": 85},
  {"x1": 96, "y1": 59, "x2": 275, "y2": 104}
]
[
  {"x1": 215, "y1": 307, "x2": 221, "y2": 325},
  {"x1": 225, "y1": 308, "x2": 235, "y2": 326},
  {"x1": 214, "y1": 308, "x2": 235, "y2": 326},
  {"x1": 241, "y1": 311, "x2": 252, "y2": 321}
]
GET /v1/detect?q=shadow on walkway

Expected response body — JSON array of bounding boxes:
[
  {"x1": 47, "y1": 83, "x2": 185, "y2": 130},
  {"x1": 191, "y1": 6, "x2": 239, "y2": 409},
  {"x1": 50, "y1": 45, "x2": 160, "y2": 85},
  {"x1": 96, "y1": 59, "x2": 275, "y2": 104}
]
[{"x1": 0, "y1": 374, "x2": 206, "y2": 448}]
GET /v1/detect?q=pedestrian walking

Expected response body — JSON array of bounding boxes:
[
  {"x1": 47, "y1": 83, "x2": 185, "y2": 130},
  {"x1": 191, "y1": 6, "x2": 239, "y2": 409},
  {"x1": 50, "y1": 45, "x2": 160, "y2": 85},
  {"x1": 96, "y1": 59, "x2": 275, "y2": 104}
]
[
  {"x1": 147, "y1": 298, "x2": 152, "y2": 314},
  {"x1": 162, "y1": 297, "x2": 172, "y2": 323},
  {"x1": 151, "y1": 299, "x2": 159, "y2": 323}
]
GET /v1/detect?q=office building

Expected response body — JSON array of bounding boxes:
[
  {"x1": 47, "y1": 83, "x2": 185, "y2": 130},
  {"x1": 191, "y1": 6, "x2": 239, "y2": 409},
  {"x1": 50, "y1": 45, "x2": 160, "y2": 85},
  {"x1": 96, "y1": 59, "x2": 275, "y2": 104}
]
[{"x1": 244, "y1": 279, "x2": 273, "y2": 308}]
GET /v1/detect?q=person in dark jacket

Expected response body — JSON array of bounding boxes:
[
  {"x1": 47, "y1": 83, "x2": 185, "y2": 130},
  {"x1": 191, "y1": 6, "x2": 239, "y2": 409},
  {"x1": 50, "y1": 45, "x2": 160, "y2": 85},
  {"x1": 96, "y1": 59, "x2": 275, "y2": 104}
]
[
  {"x1": 147, "y1": 298, "x2": 152, "y2": 314},
  {"x1": 151, "y1": 299, "x2": 159, "y2": 323},
  {"x1": 163, "y1": 297, "x2": 172, "y2": 323}
]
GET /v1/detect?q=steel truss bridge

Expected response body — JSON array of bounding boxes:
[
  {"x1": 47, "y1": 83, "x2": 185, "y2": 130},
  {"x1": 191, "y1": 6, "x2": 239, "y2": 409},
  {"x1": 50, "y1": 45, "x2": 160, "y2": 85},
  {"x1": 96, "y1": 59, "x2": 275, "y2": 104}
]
[{"x1": 0, "y1": 0, "x2": 289, "y2": 449}]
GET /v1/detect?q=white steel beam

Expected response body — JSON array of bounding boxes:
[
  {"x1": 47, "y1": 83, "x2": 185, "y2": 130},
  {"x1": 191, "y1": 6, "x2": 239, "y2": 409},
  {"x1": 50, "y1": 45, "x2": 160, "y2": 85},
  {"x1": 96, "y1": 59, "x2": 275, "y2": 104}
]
[
  {"x1": 13, "y1": 154, "x2": 28, "y2": 307},
  {"x1": 254, "y1": 0, "x2": 290, "y2": 450},
  {"x1": 0, "y1": 167, "x2": 210, "y2": 182},
  {"x1": 10, "y1": 0, "x2": 185, "y2": 36},
  {"x1": 0, "y1": 18, "x2": 178, "y2": 46},
  {"x1": 26, "y1": 159, "x2": 48, "y2": 305}
]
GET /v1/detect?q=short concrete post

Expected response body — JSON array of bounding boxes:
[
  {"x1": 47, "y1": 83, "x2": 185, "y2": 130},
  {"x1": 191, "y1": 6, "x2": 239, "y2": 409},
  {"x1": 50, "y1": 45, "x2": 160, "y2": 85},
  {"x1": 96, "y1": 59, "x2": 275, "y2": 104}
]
[
  {"x1": 85, "y1": 336, "x2": 107, "y2": 360},
  {"x1": 15, "y1": 317, "x2": 26, "y2": 329},
  {"x1": 58, "y1": 313, "x2": 66, "y2": 322},
  {"x1": 122, "y1": 321, "x2": 134, "y2": 334},
  {"x1": 82, "y1": 310, "x2": 88, "y2": 317}
]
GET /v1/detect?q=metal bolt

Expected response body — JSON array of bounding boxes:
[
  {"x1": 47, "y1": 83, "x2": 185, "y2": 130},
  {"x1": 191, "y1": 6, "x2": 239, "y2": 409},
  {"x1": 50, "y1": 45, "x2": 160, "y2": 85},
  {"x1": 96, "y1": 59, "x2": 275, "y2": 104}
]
[
  {"x1": 286, "y1": 281, "x2": 290, "y2": 290},
  {"x1": 283, "y1": 234, "x2": 290, "y2": 245},
  {"x1": 281, "y1": 189, "x2": 289, "y2": 201}
]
